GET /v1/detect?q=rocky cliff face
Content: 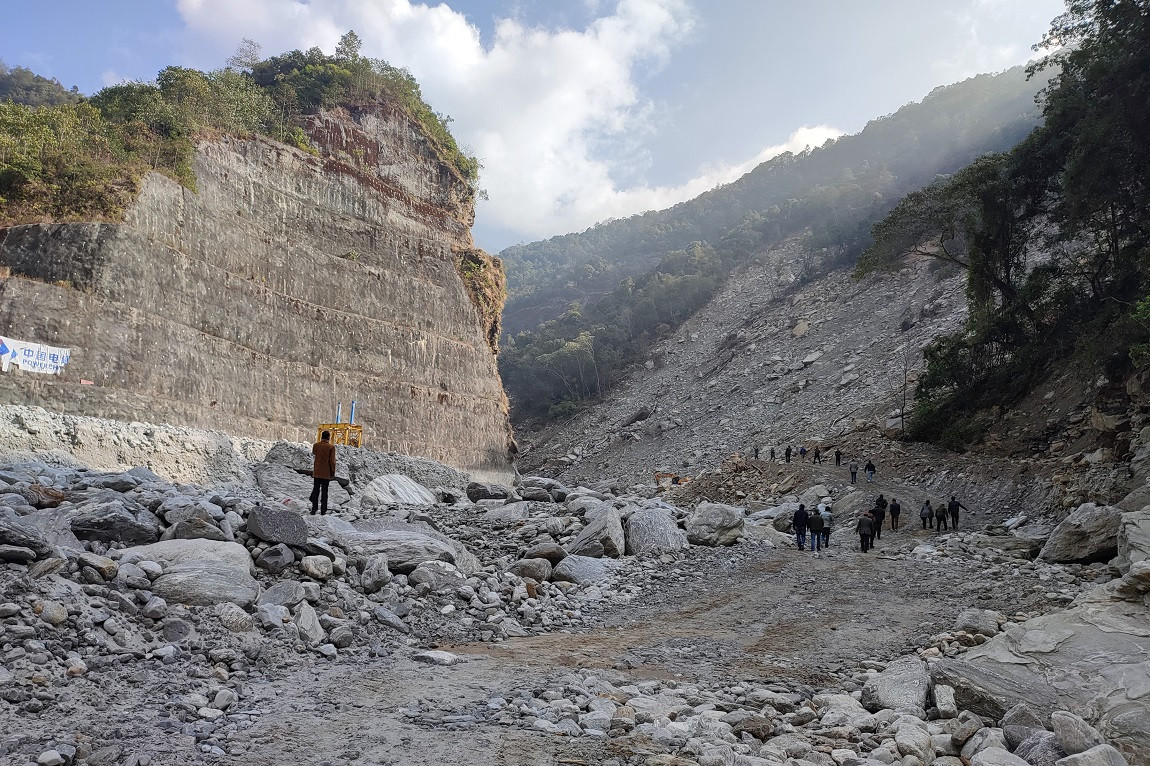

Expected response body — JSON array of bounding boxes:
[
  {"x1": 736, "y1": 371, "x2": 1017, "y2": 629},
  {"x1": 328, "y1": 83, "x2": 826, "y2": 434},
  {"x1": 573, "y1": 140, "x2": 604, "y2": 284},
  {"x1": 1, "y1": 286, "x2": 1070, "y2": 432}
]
[{"x1": 0, "y1": 105, "x2": 513, "y2": 481}]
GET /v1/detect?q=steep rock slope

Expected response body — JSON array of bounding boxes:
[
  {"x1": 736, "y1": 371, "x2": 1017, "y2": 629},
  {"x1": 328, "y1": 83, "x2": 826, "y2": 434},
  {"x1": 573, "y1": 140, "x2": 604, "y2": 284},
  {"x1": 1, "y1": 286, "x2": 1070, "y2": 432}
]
[
  {"x1": 0, "y1": 106, "x2": 512, "y2": 480},
  {"x1": 519, "y1": 242, "x2": 970, "y2": 481}
]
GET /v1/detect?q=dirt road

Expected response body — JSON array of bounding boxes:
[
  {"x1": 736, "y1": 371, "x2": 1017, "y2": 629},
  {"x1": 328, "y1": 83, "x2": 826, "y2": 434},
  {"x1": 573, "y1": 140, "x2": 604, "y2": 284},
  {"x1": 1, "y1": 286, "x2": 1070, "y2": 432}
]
[{"x1": 224, "y1": 529, "x2": 1048, "y2": 766}]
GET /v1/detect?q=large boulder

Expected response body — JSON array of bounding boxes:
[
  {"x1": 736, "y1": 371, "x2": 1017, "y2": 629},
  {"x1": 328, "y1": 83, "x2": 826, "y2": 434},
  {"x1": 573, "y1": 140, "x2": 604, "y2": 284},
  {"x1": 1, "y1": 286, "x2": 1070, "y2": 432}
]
[
  {"x1": 508, "y1": 557, "x2": 552, "y2": 581},
  {"x1": 246, "y1": 505, "x2": 308, "y2": 546},
  {"x1": 308, "y1": 515, "x2": 479, "y2": 575},
  {"x1": 930, "y1": 591, "x2": 1150, "y2": 757},
  {"x1": 551, "y1": 554, "x2": 620, "y2": 584},
  {"x1": 466, "y1": 482, "x2": 510, "y2": 502},
  {"x1": 954, "y1": 608, "x2": 1004, "y2": 637},
  {"x1": 1115, "y1": 507, "x2": 1150, "y2": 574},
  {"x1": 566, "y1": 505, "x2": 625, "y2": 558},
  {"x1": 118, "y1": 539, "x2": 259, "y2": 607},
  {"x1": 68, "y1": 495, "x2": 160, "y2": 545},
  {"x1": 861, "y1": 657, "x2": 930, "y2": 716},
  {"x1": 253, "y1": 462, "x2": 350, "y2": 508},
  {"x1": 625, "y1": 508, "x2": 688, "y2": 555},
  {"x1": 0, "y1": 511, "x2": 54, "y2": 558},
  {"x1": 358, "y1": 475, "x2": 435, "y2": 507},
  {"x1": 484, "y1": 501, "x2": 531, "y2": 526},
  {"x1": 798, "y1": 484, "x2": 832, "y2": 508},
  {"x1": 685, "y1": 502, "x2": 745, "y2": 546},
  {"x1": 1038, "y1": 503, "x2": 1123, "y2": 564}
]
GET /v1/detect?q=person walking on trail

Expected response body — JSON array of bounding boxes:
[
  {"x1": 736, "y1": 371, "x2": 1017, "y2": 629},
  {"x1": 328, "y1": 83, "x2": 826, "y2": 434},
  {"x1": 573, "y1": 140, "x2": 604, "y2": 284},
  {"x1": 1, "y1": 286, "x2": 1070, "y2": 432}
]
[
  {"x1": 872, "y1": 495, "x2": 888, "y2": 542},
  {"x1": 753, "y1": 445, "x2": 760, "y2": 460},
  {"x1": 310, "y1": 430, "x2": 337, "y2": 516},
  {"x1": 785, "y1": 446, "x2": 792, "y2": 463},
  {"x1": 799, "y1": 445, "x2": 808, "y2": 462},
  {"x1": 920, "y1": 500, "x2": 933, "y2": 530},
  {"x1": 864, "y1": 460, "x2": 876, "y2": 483},
  {"x1": 793, "y1": 503, "x2": 810, "y2": 551},
  {"x1": 935, "y1": 501, "x2": 950, "y2": 532},
  {"x1": 808, "y1": 508, "x2": 824, "y2": 556},
  {"x1": 856, "y1": 510, "x2": 875, "y2": 552},
  {"x1": 848, "y1": 459, "x2": 859, "y2": 484},
  {"x1": 812, "y1": 447, "x2": 822, "y2": 464},
  {"x1": 817, "y1": 502, "x2": 832, "y2": 548},
  {"x1": 948, "y1": 496, "x2": 969, "y2": 530},
  {"x1": 889, "y1": 498, "x2": 902, "y2": 531},
  {"x1": 834, "y1": 449, "x2": 842, "y2": 466}
]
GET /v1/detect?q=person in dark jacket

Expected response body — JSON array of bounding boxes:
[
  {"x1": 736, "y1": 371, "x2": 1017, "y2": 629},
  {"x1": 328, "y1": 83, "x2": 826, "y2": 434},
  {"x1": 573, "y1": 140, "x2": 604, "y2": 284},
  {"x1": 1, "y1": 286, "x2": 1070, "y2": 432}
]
[
  {"x1": 948, "y1": 496, "x2": 969, "y2": 530},
  {"x1": 920, "y1": 500, "x2": 933, "y2": 530},
  {"x1": 785, "y1": 446, "x2": 792, "y2": 463},
  {"x1": 856, "y1": 510, "x2": 875, "y2": 552},
  {"x1": 889, "y1": 498, "x2": 902, "y2": 531},
  {"x1": 936, "y1": 501, "x2": 950, "y2": 532},
  {"x1": 871, "y1": 495, "x2": 887, "y2": 542},
  {"x1": 864, "y1": 460, "x2": 876, "y2": 483},
  {"x1": 310, "y1": 430, "x2": 337, "y2": 515},
  {"x1": 808, "y1": 508, "x2": 824, "y2": 555},
  {"x1": 793, "y1": 504, "x2": 810, "y2": 550},
  {"x1": 812, "y1": 446, "x2": 822, "y2": 464},
  {"x1": 834, "y1": 449, "x2": 842, "y2": 466}
]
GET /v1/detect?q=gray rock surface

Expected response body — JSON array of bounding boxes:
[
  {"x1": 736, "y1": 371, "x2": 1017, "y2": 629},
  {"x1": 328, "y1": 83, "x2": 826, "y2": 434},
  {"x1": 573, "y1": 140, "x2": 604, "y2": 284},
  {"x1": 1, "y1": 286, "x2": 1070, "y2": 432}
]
[
  {"x1": 360, "y1": 553, "x2": 392, "y2": 593},
  {"x1": 1054, "y1": 745, "x2": 1129, "y2": 766},
  {"x1": 861, "y1": 657, "x2": 930, "y2": 716},
  {"x1": 1114, "y1": 507, "x2": 1150, "y2": 574},
  {"x1": 246, "y1": 505, "x2": 308, "y2": 546},
  {"x1": 932, "y1": 590, "x2": 1150, "y2": 757},
  {"x1": 119, "y1": 539, "x2": 260, "y2": 607},
  {"x1": 1038, "y1": 503, "x2": 1122, "y2": 564},
  {"x1": 1014, "y1": 732, "x2": 1067, "y2": 766},
  {"x1": 68, "y1": 496, "x2": 160, "y2": 545},
  {"x1": 1051, "y1": 711, "x2": 1106, "y2": 756},
  {"x1": 255, "y1": 543, "x2": 295, "y2": 573},
  {"x1": 508, "y1": 557, "x2": 553, "y2": 581},
  {"x1": 954, "y1": 608, "x2": 1003, "y2": 637},
  {"x1": 566, "y1": 505, "x2": 625, "y2": 558},
  {"x1": 552, "y1": 555, "x2": 620, "y2": 584},
  {"x1": 358, "y1": 474, "x2": 436, "y2": 507},
  {"x1": 624, "y1": 508, "x2": 688, "y2": 555},
  {"x1": 685, "y1": 502, "x2": 745, "y2": 546},
  {"x1": 0, "y1": 511, "x2": 53, "y2": 557}
]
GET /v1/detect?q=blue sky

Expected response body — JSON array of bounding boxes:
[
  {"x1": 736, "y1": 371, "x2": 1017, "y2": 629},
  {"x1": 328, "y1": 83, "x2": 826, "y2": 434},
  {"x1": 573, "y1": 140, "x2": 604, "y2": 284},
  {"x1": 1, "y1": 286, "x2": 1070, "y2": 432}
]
[{"x1": 1, "y1": 1, "x2": 1066, "y2": 253}]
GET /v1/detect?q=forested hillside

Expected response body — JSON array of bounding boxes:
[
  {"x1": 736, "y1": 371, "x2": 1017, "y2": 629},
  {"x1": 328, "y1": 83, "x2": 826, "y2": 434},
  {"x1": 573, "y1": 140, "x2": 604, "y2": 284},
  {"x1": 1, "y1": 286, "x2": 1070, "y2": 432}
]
[
  {"x1": 0, "y1": 61, "x2": 81, "y2": 106},
  {"x1": 0, "y1": 33, "x2": 478, "y2": 226},
  {"x1": 500, "y1": 65, "x2": 1050, "y2": 422},
  {"x1": 859, "y1": 0, "x2": 1150, "y2": 450}
]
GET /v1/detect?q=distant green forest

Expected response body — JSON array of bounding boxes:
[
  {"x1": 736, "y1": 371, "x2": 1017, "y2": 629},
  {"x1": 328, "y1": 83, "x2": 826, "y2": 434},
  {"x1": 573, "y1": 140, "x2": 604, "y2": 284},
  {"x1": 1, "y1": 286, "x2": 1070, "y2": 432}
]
[
  {"x1": 858, "y1": 0, "x2": 1150, "y2": 450},
  {"x1": 0, "y1": 32, "x2": 478, "y2": 225},
  {"x1": 499, "y1": 64, "x2": 1050, "y2": 423}
]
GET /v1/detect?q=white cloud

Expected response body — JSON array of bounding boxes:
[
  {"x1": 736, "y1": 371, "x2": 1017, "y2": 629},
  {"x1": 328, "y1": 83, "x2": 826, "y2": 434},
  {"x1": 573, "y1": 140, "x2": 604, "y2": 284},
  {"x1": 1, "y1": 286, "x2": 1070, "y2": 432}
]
[
  {"x1": 101, "y1": 69, "x2": 124, "y2": 87},
  {"x1": 175, "y1": 0, "x2": 764, "y2": 246},
  {"x1": 931, "y1": 0, "x2": 1062, "y2": 81}
]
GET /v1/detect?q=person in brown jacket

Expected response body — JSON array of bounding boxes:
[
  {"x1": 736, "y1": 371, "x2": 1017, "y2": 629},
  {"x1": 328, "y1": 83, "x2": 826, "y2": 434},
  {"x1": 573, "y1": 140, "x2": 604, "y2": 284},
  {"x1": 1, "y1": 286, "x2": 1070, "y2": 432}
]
[{"x1": 310, "y1": 431, "x2": 337, "y2": 515}]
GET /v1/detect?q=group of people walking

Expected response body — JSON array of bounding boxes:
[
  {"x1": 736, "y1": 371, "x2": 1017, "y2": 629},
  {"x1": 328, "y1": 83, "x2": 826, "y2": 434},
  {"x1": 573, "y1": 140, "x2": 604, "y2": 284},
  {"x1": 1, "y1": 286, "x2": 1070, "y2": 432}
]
[
  {"x1": 793, "y1": 492, "x2": 972, "y2": 555},
  {"x1": 754, "y1": 444, "x2": 878, "y2": 486},
  {"x1": 790, "y1": 502, "x2": 833, "y2": 556}
]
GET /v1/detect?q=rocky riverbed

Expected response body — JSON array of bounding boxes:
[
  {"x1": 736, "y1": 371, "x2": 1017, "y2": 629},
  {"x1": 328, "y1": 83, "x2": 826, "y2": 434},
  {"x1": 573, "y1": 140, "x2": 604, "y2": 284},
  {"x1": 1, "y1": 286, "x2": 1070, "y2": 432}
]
[{"x1": 1, "y1": 416, "x2": 1148, "y2": 766}]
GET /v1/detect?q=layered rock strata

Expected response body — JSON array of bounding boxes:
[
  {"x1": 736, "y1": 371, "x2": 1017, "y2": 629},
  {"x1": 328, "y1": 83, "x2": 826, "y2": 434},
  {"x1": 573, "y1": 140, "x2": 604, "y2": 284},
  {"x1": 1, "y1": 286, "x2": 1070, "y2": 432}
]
[{"x1": 0, "y1": 106, "x2": 512, "y2": 480}]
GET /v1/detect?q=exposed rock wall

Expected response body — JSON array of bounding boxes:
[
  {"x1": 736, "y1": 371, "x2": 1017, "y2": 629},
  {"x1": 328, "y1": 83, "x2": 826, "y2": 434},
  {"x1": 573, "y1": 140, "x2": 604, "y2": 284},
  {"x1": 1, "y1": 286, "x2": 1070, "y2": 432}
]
[{"x1": 0, "y1": 106, "x2": 513, "y2": 481}]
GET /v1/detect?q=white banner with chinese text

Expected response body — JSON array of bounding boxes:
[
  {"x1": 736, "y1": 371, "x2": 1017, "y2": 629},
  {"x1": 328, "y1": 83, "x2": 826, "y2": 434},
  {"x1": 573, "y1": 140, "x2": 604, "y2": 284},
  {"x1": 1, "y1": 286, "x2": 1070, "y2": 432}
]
[{"x1": 0, "y1": 336, "x2": 72, "y2": 374}]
